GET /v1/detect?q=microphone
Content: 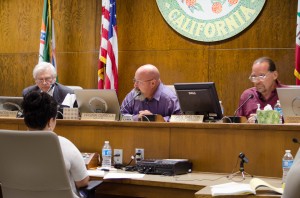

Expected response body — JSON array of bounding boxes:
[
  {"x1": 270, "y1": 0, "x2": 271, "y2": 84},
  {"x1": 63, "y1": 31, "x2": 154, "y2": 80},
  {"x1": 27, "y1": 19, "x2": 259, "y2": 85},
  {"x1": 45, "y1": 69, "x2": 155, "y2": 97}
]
[
  {"x1": 46, "y1": 83, "x2": 55, "y2": 93},
  {"x1": 239, "y1": 152, "x2": 249, "y2": 163},
  {"x1": 120, "y1": 91, "x2": 141, "y2": 113},
  {"x1": 232, "y1": 94, "x2": 254, "y2": 123},
  {"x1": 292, "y1": 138, "x2": 300, "y2": 145}
]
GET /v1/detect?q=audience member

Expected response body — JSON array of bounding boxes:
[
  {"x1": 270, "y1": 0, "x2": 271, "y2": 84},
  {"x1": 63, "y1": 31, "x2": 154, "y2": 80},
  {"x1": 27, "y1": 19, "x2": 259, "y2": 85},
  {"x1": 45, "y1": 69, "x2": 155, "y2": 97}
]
[
  {"x1": 120, "y1": 64, "x2": 181, "y2": 121},
  {"x1": 236, "y1": 57, "x2": 286, "y2": 122},
  {"x1": 22, "y1": 91, "x2": 89, "y2": 198}
]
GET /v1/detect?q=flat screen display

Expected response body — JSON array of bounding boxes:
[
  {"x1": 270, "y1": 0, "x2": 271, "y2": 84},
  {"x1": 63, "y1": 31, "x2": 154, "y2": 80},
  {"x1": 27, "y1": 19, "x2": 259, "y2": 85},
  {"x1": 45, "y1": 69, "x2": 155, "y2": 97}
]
[{"x1": 174, "y1": 82, "x2": 223, "y2": 121}]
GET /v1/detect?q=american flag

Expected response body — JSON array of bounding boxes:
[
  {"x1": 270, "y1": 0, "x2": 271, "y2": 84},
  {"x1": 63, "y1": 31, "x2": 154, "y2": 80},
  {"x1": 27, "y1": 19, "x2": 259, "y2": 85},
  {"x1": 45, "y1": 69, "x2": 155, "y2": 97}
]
[{"x1": 98, "y1": 0, "x2": 118, "y2": 91}]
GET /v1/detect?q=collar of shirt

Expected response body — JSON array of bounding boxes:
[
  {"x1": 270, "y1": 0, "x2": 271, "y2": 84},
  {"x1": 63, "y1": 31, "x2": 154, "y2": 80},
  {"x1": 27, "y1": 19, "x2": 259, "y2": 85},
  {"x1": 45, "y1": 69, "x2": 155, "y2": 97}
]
[
  {"x1": 149, "y1": 83, "x2": 163, "y2": 102},
  {"x1": 256, "y1": 80, "x2": 283, "y2": 102}
]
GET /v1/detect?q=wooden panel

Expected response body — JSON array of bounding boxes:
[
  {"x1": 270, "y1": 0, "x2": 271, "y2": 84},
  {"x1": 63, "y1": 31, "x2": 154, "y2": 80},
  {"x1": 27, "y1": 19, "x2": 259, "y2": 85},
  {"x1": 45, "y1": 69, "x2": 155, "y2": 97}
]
[
  {"x1": 55, "y1": 123, "x2": 170, "y2": 164},
  {"x1": 56, "y1": 52, "x2": 98, "y2": 88},
  {"x1": 0, "y1": 54, "x2": 37, "y2": 96},
  {"x1": 169, "y1": 125, "x2": 298, "y2": 177},
  {"x1": 96, "y1": 182, "x2": 197, "y2": 198},
  {"x1": 0, "y1": 0, "x2": 42, "y2": 53}
]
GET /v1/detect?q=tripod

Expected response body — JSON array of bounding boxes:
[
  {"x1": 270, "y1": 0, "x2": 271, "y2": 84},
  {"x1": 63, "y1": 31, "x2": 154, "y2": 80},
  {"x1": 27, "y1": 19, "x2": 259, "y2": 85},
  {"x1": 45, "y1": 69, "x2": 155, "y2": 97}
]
[{"x1": 227, "y1": 157, "x2": 253, "y2": 180}]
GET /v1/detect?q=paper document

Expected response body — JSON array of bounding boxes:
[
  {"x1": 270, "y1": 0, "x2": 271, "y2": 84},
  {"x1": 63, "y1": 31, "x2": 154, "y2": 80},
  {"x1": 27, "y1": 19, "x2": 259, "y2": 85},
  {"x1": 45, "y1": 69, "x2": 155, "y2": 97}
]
[
  {"x1": 103, "y1": 172, "x2": 145, "y2": 179},
  {"x1": 211, "y1": 178, "x2": 283, "y2": 196},
  {"x1": 62, "y1": 93, "x2": 76, "y2": 108},
  {"x1": 87, "y1": 170, "x2": 105, "y2": 177}
]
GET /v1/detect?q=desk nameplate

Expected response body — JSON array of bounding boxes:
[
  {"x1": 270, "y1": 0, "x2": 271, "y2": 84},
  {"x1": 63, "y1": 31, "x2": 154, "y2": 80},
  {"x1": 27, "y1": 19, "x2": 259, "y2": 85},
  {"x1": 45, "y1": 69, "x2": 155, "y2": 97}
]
[
  {"x1": 170, "y1": 115, "x2": 203, "y2": 123},
  {"x1": 81, "y1": 113, "x2": 116, "y2": 121},
  {"x1": 284, "y1": 116, "x2": 300, "y2": 123},
  {"x1": 0, "y1": 110, "x2": 17, "y2": 118}
]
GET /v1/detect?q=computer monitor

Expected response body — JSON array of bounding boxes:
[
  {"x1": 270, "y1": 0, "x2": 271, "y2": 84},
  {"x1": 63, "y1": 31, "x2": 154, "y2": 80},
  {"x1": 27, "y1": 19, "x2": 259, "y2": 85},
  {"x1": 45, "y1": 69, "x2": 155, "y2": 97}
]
[
  {"x1": 0, "y1": 96, "x2": 23, "y2": 111},
  {"x1": 74, "y1": 89, "x2": 120, "y2": 120},
  {"x1": 174, "y1": 82, "x2": 223, "y2": 121},
  {"x1": 277, "y1": 86, "x2": 300, "y2": 116}
]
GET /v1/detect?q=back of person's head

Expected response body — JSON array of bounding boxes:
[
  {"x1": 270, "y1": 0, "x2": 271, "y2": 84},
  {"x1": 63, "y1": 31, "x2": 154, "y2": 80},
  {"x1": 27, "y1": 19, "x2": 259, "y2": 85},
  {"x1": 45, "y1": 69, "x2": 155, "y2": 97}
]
[
  {"x1": 32, "y1": 62, "x2": 57, "y2": 79},
  {"x1": 22, "y1": 91, "x2": 58, "y2": 130},
  {"x1": 253, "y1": 57, "x2": 276, "y2": 72}
]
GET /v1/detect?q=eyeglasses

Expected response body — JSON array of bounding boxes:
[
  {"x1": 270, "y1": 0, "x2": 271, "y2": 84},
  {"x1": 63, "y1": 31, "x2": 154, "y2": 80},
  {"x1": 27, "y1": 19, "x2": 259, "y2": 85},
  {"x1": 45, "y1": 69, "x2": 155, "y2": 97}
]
[
  {"x1": 35, "y1": 77, "x2": 54, "y2": 84},
  {"x1": 133, "y1": 78, "x2": 153, "y2": 85},
  {"x1": 248, "y1": 72, "x2": 271, "y2": 83}
]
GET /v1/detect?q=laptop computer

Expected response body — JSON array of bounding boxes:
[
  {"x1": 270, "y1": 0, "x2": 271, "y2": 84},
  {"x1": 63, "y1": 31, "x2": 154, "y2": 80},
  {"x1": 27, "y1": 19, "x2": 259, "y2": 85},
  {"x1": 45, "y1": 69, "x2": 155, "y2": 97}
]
[
  {"x1": 0, "y1": 96, "x2": 23, "y2": 111},
  {"x1": 277, "y1": 86, "x2": 300, "y2": 116},
  {"x1": 74, "y1": 89, "x2": 120, "y2": 121}
]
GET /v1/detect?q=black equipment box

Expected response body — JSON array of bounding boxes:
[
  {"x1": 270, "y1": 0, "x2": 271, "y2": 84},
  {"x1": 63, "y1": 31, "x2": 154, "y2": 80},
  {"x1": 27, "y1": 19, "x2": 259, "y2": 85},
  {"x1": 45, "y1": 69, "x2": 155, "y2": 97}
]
[{"x1": 136, "y1": 159, "x2": 192, "y2": 175}]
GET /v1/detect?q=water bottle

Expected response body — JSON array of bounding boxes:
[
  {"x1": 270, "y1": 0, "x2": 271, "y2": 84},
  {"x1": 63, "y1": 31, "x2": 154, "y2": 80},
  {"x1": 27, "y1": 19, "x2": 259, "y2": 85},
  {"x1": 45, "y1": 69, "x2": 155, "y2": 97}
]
[
  {"x1": 219, "y1": 101, "x2": 224, "y2": 115},
  {"x1": 282, "y1": 150, "x2": 293, "y2": 184},
  {"x1": 102, "y1": 141, "x2": 112, "y2": 168},
  {"x1": 274, "y1": 100, "x2": 283, "y2": 124}
]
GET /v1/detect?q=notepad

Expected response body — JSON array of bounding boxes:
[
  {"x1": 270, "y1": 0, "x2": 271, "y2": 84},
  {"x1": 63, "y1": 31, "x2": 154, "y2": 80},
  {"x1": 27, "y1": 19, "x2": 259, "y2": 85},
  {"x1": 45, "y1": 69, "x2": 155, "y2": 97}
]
[{"x1": 211, "y1": 178, "x2": 283, "y2": 196}]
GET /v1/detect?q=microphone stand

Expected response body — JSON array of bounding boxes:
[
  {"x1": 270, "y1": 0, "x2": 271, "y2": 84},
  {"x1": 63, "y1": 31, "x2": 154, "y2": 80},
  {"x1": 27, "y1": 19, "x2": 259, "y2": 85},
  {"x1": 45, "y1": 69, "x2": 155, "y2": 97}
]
[
  {"x1": 119, "y1": 91, "x2": 141, "y2": 120},
  {"x1": 227, "y1": 158, "x2": 253, "y2": 180},
  {"x1": 232, "y1": 94, "x2": 254, "y2": 123}
]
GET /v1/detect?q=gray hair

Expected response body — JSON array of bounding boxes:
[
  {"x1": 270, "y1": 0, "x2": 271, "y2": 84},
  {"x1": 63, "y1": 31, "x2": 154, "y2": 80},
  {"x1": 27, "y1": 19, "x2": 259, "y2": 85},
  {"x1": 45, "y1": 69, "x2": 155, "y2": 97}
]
[{"x1": 33, "y1": 62, "x2": 57, "y2": 79}]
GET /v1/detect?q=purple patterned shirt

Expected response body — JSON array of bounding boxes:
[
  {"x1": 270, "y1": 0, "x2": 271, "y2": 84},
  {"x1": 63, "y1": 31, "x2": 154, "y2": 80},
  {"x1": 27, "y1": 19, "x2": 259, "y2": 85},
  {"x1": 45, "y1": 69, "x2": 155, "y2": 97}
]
[{"x1": 120, "y1": 83, "x2": 181, "y2": 121}]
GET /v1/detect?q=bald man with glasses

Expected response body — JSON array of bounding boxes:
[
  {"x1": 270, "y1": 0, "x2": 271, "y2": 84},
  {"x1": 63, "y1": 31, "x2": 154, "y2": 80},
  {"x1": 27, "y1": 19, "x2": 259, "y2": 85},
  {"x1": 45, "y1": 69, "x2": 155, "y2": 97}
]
[
  {"x1": 22, "y1": 62, "x2": 75, "y2": 108},
  {"x1": 120, "y1": 64, "x2": 181, "y2": 122},
  {"x1": 236, "y1": 57, "x2": 287, "y2": 122}
]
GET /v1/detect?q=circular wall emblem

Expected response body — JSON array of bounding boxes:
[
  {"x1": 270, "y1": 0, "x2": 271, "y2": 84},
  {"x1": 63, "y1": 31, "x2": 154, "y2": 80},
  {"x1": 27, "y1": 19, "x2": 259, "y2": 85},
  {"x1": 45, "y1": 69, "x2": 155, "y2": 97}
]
[{"x1": 156, "y1": 0, "x2": 266, "y2": 42}]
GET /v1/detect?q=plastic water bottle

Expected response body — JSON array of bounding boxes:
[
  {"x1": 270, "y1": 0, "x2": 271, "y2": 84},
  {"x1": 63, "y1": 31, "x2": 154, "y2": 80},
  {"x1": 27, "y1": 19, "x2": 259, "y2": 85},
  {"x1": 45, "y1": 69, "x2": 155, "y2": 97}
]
[
  {"x1": 102, "y1": 141, "x2": 112, "y2": 168},
  {"x1": 274, "y1": 100, "x2": 283, "y2": 124},
  {"x1": 282, "y1": 150, "x2": 293, "y2": 184},
  {"x1": 219, "y1": 101, "x2": 224, "y2": 115}
]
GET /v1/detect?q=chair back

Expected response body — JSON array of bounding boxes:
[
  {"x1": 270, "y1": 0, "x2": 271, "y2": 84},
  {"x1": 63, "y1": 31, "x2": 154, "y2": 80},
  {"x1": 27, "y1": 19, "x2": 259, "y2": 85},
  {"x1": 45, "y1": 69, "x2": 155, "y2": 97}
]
[
  {"x1": 66, "y1": 86, "x2": 83, "y2": 90},
  {"x1": 0, "y1": 130, "x2": 74, "y2": 198}
]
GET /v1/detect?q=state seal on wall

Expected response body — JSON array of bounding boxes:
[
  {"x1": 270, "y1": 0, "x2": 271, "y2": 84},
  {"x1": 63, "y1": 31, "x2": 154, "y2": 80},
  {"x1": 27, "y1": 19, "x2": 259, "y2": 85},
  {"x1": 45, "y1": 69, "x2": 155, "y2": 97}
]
[{"x1": 156, "y1": 0, "x2": 266, "y2": 42}]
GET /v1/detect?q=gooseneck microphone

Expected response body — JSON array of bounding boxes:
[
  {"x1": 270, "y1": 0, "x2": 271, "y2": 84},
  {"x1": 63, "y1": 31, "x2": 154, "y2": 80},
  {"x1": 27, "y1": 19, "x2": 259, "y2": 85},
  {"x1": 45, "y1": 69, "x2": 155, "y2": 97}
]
[
  {"x1": 120, "y1": 91, "x2": 141, "y2": 113},
  {"x1": 46, "y1": 83, "x2": 55, "y2": 93},
  {"x1": 232, "y1": 94, "x2": 254, "y2": 123}
]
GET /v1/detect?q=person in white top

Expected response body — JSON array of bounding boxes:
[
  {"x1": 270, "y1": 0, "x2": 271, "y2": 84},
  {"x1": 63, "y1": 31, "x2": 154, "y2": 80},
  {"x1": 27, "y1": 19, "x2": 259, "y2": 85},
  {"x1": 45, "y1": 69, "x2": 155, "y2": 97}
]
[{"x1": 22, "y1": 91, "x2": 89, "y2": 198}]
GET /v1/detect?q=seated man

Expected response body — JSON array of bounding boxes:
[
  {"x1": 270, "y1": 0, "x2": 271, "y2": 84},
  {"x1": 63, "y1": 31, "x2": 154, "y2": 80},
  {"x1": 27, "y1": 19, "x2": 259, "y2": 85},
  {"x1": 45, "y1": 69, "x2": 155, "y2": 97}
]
[
  {"x1": 236, "y1": 57, "x2": 286, "y2": 122},
  {"x1": 22, "y1": 91, "x2": 89, "y2": 198},
  {"x1": 22, "y1": 62, "x2": 75, "y2": 108},
  {"x1": 120, "y1": 64, "x2": 181, "y2": 121}
]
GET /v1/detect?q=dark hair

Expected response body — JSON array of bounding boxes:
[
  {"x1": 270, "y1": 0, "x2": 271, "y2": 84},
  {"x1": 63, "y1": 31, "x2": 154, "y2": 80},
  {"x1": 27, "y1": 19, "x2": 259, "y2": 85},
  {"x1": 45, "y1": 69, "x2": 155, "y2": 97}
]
[
  {"x1": 22, "y1": 91, "x2": 58, "y2": 130},
  {"x1": 253, "y1": 57, "x2": 276, "y2": 72}
]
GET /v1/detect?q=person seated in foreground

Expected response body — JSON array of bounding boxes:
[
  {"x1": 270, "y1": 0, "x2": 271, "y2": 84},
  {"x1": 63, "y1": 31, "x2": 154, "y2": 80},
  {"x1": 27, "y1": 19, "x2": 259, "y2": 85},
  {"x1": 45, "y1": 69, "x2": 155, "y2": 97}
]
[
  {"x1": 22, "y1": 91, "x2": 89, "y2": 198},
  {"x1": 22, "y1": 62, "x2": 76, "y2": 108},
  {"x1": 236, "y1": 57, "x2": 286, "y2": 123},
  {"x1": 120, "y1": 64, "x2": 181, "y2": 122}
]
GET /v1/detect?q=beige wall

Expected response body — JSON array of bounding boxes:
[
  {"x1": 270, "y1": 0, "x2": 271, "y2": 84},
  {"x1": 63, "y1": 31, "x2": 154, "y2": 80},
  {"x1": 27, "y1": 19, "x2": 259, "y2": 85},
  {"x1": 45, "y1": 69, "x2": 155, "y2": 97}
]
[{"x1": 0, "y1": 0, "x2": 296, "y2": 115}]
